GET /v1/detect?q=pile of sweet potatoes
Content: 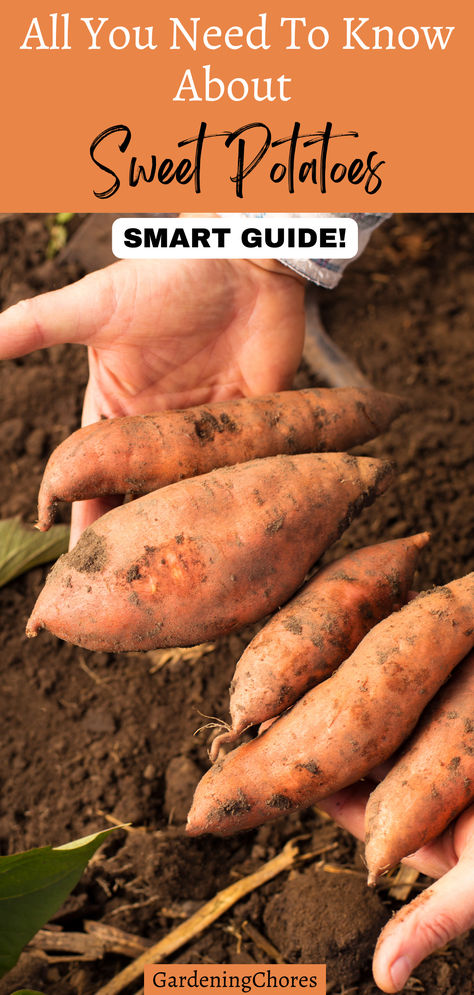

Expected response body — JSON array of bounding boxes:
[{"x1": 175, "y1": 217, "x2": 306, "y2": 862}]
[
  {"x1": 27, "y1": 386, "x2": 401, "y2": 650},
  {"x1": 27, "y1": 384, "x2": 474, "y2": 883},
  {"x1": 187, "y1": 570, "x2": 474, "y2": 885}
]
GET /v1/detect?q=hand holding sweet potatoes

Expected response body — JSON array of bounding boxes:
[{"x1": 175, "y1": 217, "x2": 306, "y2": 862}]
[{"x1": 187, "y1": 572, "x2": 474, "y2": 837}]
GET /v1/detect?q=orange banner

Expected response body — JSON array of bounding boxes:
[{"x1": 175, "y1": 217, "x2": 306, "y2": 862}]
[
  {"x1": 144, "y1": 965, "x2": 326, "y2": 995},
  {"x1": 0, "y1": 0, "x2": 472, "y2": 210}
]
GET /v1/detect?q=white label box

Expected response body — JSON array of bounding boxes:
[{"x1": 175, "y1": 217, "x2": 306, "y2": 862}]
[{"x1": 112, "y1": 216, "x2": 358, "y2": 259}]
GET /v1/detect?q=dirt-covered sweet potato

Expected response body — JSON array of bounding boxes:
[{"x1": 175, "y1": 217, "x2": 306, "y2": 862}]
[
  {"x1": 365, "y1": 649, "x2": 474, "y2": 883},
  {"x1": 27, "y1": 453, "x2": 394, "y2": 652},
  {"x1": 186, "y1": 573, "x2": 474, "y2": 838},
  {"x1": 210, "y1": 533, "x2": 430, "y2": 759},
  {"x1": 36, "y1": 387, "x2": 407, "y2": 530}
]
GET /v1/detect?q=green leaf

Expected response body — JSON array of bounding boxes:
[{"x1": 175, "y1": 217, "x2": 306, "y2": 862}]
[
  {"x1": 11, "y1": 990, "x2": 45, "y2": 994},
  {"x1": 47, "y1": 214, "x2": 75, "y2": 257},
  {"x1": 55, "y1": 212, "x2": 74, "y2": 226},
  {"x1": 0, "y1": 827, "x2": 121, "y2": 977},
  {"x1": 0, "y1": 518, "x2": 69, "y2": 588}
]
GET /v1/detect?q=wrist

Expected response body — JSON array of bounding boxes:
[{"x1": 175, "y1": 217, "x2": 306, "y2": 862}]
[
  {"x1": 246, "y1": 259, "x2": 307, "y2": 284},
  {"x1": 179, "y1": 215, "x2": 308, "y2": 286}
]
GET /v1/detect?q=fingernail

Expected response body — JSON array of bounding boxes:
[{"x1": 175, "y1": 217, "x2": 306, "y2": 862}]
[{"x1": 390, "y1": 955, "x2": 411, "y2": 990}]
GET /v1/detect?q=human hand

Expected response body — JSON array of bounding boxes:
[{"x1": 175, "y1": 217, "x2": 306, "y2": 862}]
[
  {"x1": 0, "y1": 258, "x2": 305, "y2": 544},
  {"x1": 320, "y1": 782, "x2": 474, "y2": 992}
]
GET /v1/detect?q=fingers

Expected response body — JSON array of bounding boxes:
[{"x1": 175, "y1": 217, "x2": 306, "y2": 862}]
[
  {"x1": 318, "y1": 790, "x2": 474, "y2": 992},
  {"x1": 411, "y1": 804, "x2": 474, "y2": 880},
  {"x1": 373, "y1": 830, "x2": 474, "y2": 992},
  {"x1": 67, "y1": 376, "x2": 124, "y2": 549},
  {"x1": 0, "y1": 266, "x2": 117, "y2": 358},
  {"x1": 318, "y1": 781, "x2": 372, "y2": 841},
  {"x1": 318, "y1": 781, "x2": 459, "y2": 881}
]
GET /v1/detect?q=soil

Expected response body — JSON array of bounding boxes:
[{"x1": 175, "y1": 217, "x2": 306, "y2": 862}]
[{"x1": 0, "y1": 213, "x2": 473, "y2": 995}]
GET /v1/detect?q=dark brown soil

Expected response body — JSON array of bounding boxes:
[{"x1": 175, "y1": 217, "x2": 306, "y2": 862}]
[
  {"x1": 263, "y1": 869, "x2": 387, "y2": 987},
  {"x1": 0, "y1": 214, "x2": 473, "y2": 995}
]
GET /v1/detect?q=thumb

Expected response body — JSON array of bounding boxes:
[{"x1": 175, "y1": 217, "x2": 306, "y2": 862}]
[
  {"x1": 0, "y1": 265, "x2": 119, "y2": 358},
  {"x1": 68, "y1": 378, "x2": 122, "y2": 549},
  {"x1": 373, "y1": 840, "x2": 474, "y2": 992}
]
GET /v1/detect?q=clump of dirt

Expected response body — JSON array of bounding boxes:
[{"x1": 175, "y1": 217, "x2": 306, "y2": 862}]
[
  {"x1": 68, "y1": 530, "x2": 108, "y2": 573},
  {"x1": 264, "y1": 868, "x2": 387, "y2": 988},
  {"x1": 194, "y1": 410, "x2": 238, "y2": 441}
]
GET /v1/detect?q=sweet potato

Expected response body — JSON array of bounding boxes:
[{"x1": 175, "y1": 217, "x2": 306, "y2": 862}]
[
  {"x1": 365, "y1": 649, "x2": 474, "y2": 883},
  {"x1": 36, "y1": 387, "x2": 407, "y2": 531},
  {"x1": 186, "y1": 573, "x2": 474, "y2": 838},
  {"x1": 210, "y1": 533, "x2": 430, "y2": 760},
  {"x1": 26, "y1": 452, "x2": 393, "y2": 652}
]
